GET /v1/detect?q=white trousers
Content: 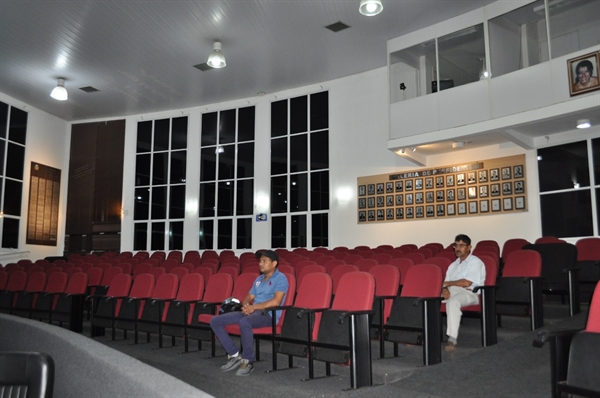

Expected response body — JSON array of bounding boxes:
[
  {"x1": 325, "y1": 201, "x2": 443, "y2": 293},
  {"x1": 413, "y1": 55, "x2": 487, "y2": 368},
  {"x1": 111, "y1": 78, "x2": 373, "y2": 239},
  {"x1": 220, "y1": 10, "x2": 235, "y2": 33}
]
[{"x1": 443, "y1": 286, "x2": 479, "y2": 340}]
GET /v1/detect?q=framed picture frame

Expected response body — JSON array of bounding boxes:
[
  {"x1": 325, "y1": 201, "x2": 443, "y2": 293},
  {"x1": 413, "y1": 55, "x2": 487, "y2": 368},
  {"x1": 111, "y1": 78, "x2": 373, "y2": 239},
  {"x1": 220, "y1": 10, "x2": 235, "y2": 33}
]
[
  {"x1": 502, "y1": 182, "x2": 512, "y2": 195},
  {"x1": 368, "y1": 197, "x2": 375, "y2": 208},
  {"x1": 358, "y1": 185, "x2": 366, "y2": 196},
  {"x1": 406, "y1": 193, "x2": 413, "y2": 205},
  {"x1": 469, "y1": 201, "x2": 478, "y2": 214},
  {"x1": 491, "y1": 199, "x2": 501, "y2": 212},
  {"x1": 406, "y1": 207, "x2": 414, "y2": 218},
  {"x1": 416, "y1": 206, "x2": 424, "y2": 218},
  {"x1": 501, "y1": 167, "x2": 511, "y2": 180},
  {"x1": 386, "y1": 209, "x2": 394, "y2": 220},
  {"x1": 467, "y1": 172, "x2": 476, "y2": 184},
  {"x1": 446, "y1": 189, "x2": 455, "y2": 201},
  {"x1": 368, "y1": 210, "x2": 375, "y2": 221},
  {"x1": 457, "y1": 188, "x2": 466, "y2": 200},
  {"x1": 568, "y1": 52, "x2": 600, "y2": 96},
  {"x1": 513, "y1": 165, "x2": 524, "y2": 179},
  {"x1": 436, "y1": 176, "x2": 444, "y2": 188},
  {"x1": 377, "y1": 209, "x2": 385, "y2": 220},
  {"x1": 377, "y1": 196, "x2": 384, "y2": 207},
  {"x1": 386, "y1": 182, "x2": 394, "y2": 193},
  {"x1": 503, "y1": 197, "x2": 513, "y2": 211},
  {"x1": 395, "y1": 181, "x2": 403, "y2": 192},
  {"x1": 514, "y1": 180, "x2": 525, "y2": 194},
  {"x1": 446, "y1": 174, "x2": 455, "y2": 187},
  {"x1": 415, "y1": 178, "x2": 423, "y2": 190},
  {"x1": 457, "y1": 173, "x2": 465, "y2": 185},
  {"x1": 491, "y1": 184, "x2": 500, "y2": 196},
  {"x1": 436, "y1": 190, "x2": 444, "y2": 202},
  {"x1": 479, "y1": 185, "x2": 489, "y2": 198},
  {"x1": 425, "y1": 177, "x2": 433, "y2": 189},
  {"x1": 358, "y1": 198, "x2": 366, "y2": 209},
  {"x1": 436, "y1": 204, "x2": 445, "y2": 216},
  {"x1": 458, "y1": 202, "x2": 467, "y2": 215},
  {"x1": 405, "y1": 179, "x2": 413, "y2": 191},
  {"x1": 468, "y1": 187, "x2": 477, "y2": 199},
  {"x1": 426, "y1": 205, "x2": 435, "y2": 217},
  {"x1": 478, "y1": 170, "x2": 488, "y2": 183},
  {"x1": 415, "y1": 192, "x2": 424, "y2": 204},
  {"x1": 386, "y1": 195, "x2": 394, "y2": 206},
  {"x1": 515, "y1": 196, "x2": 525, "y2": 210},
  {"x1": 367, "y1": 184, "x2": 375, "y2": 195},
  {"x1": 396, "y1": 194, "x2": 403, "y2": 206},
  {"x1": 480, "y1": 199, "x2": 489, "y2": 213},
  {"x1": 377, "y1": 183, "x2": 384, "y2": 194},
  {"x1": 396, "y1": 207, "x2": 404, "y2": 219},
  {"x1": 447, "y1": 203, "x2": 456, "y2": 215},
  {"x1": 359, "y1": 211, "x2": 366, "y2": 222},
  {"x1": 425, "y1": 192, "x2": 434, "y2": 203},
  {"x1": 490, "y1": 168, "x2": 499, "y2": 181}
]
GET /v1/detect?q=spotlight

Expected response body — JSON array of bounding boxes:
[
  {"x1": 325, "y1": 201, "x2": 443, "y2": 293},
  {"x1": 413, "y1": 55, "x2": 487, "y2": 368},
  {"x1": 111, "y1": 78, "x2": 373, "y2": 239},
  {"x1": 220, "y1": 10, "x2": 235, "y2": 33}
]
[
  {"x1": 207, "y1": 42, "x2": 226, "y2": 68},
  {"x1": 50, "y1": 78, "x2": 68, "y2": 100},
  {"x1": 577, "y1": 119, "x2": 591, "y2": 129}
]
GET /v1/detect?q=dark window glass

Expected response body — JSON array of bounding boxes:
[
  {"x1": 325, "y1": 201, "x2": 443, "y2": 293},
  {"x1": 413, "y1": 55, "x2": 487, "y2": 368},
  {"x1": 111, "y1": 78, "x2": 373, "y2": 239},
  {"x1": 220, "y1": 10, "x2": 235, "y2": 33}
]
[
  {"x1": 310, "y1": 92, "x2": 329, "y2": 131},
  {"x1": 291, "y1": 214, "x2": 307, "y2": 248},
  {"x1": 0, "y1": 140, "x2": 5, "y2": 176},
  {"x1": 271, "y1": 137, "x2": 288, "y2": 175},
  {"x1": 0, "y1": 180, "x2": 3, "y2": 209},
  {"x1": 6, "y1": 143, "x2": 25, "y2": 180},
  {"x1": 169, "y1": 185, "x2": 186, "y2": 219},
  {"x1": 290, "y1": 96, "x2": 308, "y2": 134},
  {"x1": 200, "y1": 147, "x2": 216, "y2": 182},
  {"x1": 152, "y1": 152, "x2": 168, "y2": 185},
  {"x1": 592, "y1": 138, "x2": 600, "y2": 184},
  {"x1": 271, "y1": 216, "x2": 286, "y2": 248},
  {"x1": 202, "y1": 112, "x2": 218, "y2": 146},
  {"x1": 290, "y1": 173, "x2": 308, "y2": 212},
  {"x1": 8, "y1": 107, "x2": 27, "y2": 145},
  {"x1": 137, "y1": 121, "x2": 152, "y2": 153},
  {"x1": 237, "y1": 218, "x2": 252, "y2": 249},
  {"x1": 218, "y1": 219, "x2": 232, "y2": 249},
  {"x1": 2, "y1": 217, "x2": 19, "y2": 248},
  {"x1": 237, "y1": 142, "x2": 254, "y2": 179},
  {"x1": 3, "y1": 179, "x2": 22, "y2": 216},
  {"x1": 134, "y1": 187, "x2": 150, "y2": 220},
  {"x1": 271, "y1": 100, "x2": 287, "y2": 138},
  {"x1": 135, "y1": 154, "x2": 151, "y2": 186},
  {"x1": 310, "y1": 131, "x2": 329, "y2": 171},
  {"x1": 236, "y1": 179, "x2": 254, "y2": 216},
  {"x1": 238, "y1": 106, "x2": 255, "y2": 142},
  {"x1": 151, "y1": 222, "x2": 165, "y2": 250},
  {"x1": 218, "y1": 181, "x2": 234, "y2": 216},
  {"x1": 219, "y1": 109, "x2": 236, "y2": 145},
  {"x1": 312, "y1": 213, "x2": 329, "y2": 247},
  {"x1": 0, "y1": 101, "x2": 8, "y2": 139},
  {"x1": 169, "y1": 221, "x2": 183, "y2": 250},
  {"x1": 540, "y1": 190, "x2": 592, "y2": 237},
  {"x1": 311, "y1": 171, "x2": 329, "y2": 211},
  {"x1": 151, "y1": 186, "x2": 167, "y2": 219},
  {"x1": 218, "y1": 144, "x2": 235, "y2": 180},
  {"x1": 153, "y1": 119, "x2": 170, "y2": 151},
  {"x1": 538, "y1": 141, "x2": 590, "y2": 192},
  {"x1": 171, "y1": 117, "x2": 187, "y2": 150},
  {"x1": 133, "y1": 223, "x2": 148, "y2": 250},
  {"x1": 290, "y1": 134, "x2": 307, "y2": 173},
  {"x1": 271, "y1": 176, "x2": 288, "y2": 213},
  {"x1": 199, "y1": 219, "x2": 214, "y2": 250},
  {"x1": 200, "y1": 182, "x2": 216, "y2": 217},
  {"x1": 170, "y1": 150, "x2": 187, "y2": 184}
]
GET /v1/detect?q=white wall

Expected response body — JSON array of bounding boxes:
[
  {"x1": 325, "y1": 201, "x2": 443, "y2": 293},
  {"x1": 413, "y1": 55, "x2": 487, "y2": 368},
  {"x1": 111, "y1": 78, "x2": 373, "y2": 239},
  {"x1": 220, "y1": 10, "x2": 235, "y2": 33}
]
[{"x1": 0, "y1": 93, "x2": 70, "y2": 263}]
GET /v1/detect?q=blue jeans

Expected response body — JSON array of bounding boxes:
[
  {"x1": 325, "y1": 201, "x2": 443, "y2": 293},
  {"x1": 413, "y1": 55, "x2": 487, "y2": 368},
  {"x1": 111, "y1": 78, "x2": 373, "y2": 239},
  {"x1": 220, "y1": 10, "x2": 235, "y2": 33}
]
[{"x1": 210, "y1": 311, "x2": 273, "y2": 361}]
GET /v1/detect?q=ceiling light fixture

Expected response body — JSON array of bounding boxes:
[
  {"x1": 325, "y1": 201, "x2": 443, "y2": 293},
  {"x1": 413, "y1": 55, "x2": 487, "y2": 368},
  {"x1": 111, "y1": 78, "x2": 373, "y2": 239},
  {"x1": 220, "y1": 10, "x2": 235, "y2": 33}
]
[
  {"x1": 207, "y1": 42, "x2": 226, "y2": 68},
  {"x1": 577, "y1": 119, "x2": 591, "y2": 129},
  {"x1": 50, "y1": 78, "x2": 68, "y2": 100},
  {"x1": 411, "y1": 147, "x2": 416, "y2": 152},
  {"x1": 359, "y1": 0, "x2": 383, "y2": 16}
]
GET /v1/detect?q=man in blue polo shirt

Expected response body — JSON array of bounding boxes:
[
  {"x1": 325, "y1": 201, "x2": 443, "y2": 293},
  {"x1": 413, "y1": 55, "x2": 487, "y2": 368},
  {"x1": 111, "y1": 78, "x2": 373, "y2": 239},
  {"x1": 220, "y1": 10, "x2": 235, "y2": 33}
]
[{"x1": 210, "y1": 249, "x2": 288, "y2": 376}]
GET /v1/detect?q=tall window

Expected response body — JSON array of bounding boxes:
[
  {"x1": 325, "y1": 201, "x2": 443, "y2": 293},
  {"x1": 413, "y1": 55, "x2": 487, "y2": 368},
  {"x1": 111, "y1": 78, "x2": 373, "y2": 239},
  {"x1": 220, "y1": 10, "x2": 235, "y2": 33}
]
[
  {"x1": 134, "y1": 117, "x2": 188, "y2": 251},
  {"x1": 270, "y1": 92, "x2": 329, "y2": 248},
  {"x1": 0, "y1": 101, "x2": 28, "y2": 249},
  {"x1": 199, "y1": 107, "x2": 255, "y2": 250},
  {"x1": 538, "y1": 139, "x2": 597, "y2": 238}
]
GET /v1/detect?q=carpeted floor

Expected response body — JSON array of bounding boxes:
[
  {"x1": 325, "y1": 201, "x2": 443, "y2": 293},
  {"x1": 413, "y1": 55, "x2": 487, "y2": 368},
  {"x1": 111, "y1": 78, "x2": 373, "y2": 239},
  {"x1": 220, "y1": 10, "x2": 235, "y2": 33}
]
[{"x1": 89, "y1": 298, "x2": 589, "y2": 398}]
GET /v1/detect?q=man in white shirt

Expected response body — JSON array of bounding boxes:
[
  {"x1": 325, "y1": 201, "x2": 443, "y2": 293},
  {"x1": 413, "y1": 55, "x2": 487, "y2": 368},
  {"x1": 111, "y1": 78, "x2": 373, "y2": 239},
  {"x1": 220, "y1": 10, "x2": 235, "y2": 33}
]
[{"x1": 441, "y1": 234, "x2": 486, "y2": 352}]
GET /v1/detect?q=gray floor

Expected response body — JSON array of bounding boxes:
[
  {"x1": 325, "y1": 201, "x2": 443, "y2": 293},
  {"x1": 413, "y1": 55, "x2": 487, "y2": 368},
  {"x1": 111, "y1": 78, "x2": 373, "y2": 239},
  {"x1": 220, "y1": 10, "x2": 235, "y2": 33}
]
[{"x1": 88, "y1": 298, "x2": 589, "y2": 398}]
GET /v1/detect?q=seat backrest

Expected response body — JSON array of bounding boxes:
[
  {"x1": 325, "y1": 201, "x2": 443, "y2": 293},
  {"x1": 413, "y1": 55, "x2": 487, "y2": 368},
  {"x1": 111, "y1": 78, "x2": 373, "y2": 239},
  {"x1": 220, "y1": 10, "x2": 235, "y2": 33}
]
[
  {"x1": 371, "y1": 253, "x2": 393, "y2": 265},
  {"x1": 477, "y1": 255, "x2": 498, "y2": 286},
  {"x1": 25, "y1": 272, "x2": 47, "y2": 292},
  {"x1": 170, "y1": 266, "x2": 190, "y2": 281},
  {"x1": 576, "y1": 237, "x2": 600, "y2": 261},
  {"x1": 106, "y1": 273, "x2": 131, "y2": 297},
  {"x1": 276, "y1": 264, "x2": 294, "y2": 276},
  {"x1": 201, "y1": 250, "x2": 219, "y2": 261},
  {"x1": 151, "y1": 273, "x2": 179, "y2": 300},
  {"x1": 294, "y1": 260, "x2": 316, "y2": 275},
  {"x1": 176, "y1": 273, "x2": 204, "y2": 301},
  {"x1": 354, "y1": 258, "x2": 378, "y2": 272},
  {"x1": 116, "y1": 262, "x2": 132, "y2": 275},
  {"x1": 476, "y1": 239, "x2": 500, "y2": 250},
  {"x1": 295, "y1": 273, "x2": 332, "y2": 308},
  {"x1": 6, "y1": 271, "x2": 27, "y2": 291},
  {"x1": 523, "y1": 243, "x2": 578, "y2": 284},
  {"x1": 0, "y1": 352, "x2": 54, "y2": 398},
  {"x1": 436, "y1": 251, "x2": 457, "y2": 262},
  {"x1": 161, "y1": 259, "x2": 180, "y2": 272},
  {"x1": 96, "y1": 263, "x2": 112, "y2": 272},
  {"x1": 423, "y1": 257, "x2": 452, "y2": 280},
  {"x1": 66, "y1": 267, "x2": 83, "y2": 278},
  {"x1": 535, "y1": 236, "x2": 565, "y2": 244},
  {"x1": 204, "y1": 273, "x2": 234, "y2": 302},
  {"x1": 342, "y1": 254, "x2": 363, "y2": 265},
  {"x1": 386, "y1": 249, "x2": 405, "y2": 258},
  {"x1": 503, "y1": 250, "x2": 542, "y2": 277},
  {"x1": 297, "y1": 264, "x2": 326, "y2": 288},
  {"x1": 217, "y1": 266, "x2": 239, "y2": 282},
  {"x1": 401, "y1": 264, "x2": 443, "y2": 298},
  {"x1": 44, "y1": 272, "x2": 68, "y2": 294},
  {"x1": 133, "y1": 263, "x2": 153, "y2": 279},
  {"x1": 64, "y1": 272, "x2": 89, "y2": 295},
  {"x1": 398, "y1": 244, "x2": 418, "y2": 253},
  {"x1": 331, "y1": 271, "x2": 374, "y2": 311},
  {"x1": 148, "y1": 267, "x2": 166, "y2": 280},
  {"x1": 27, "y1": 266, "x2": 44, "y2": 274},
  {"x1": 323, "y1": 259, "x2": 346, "y2": 274},
  {"x1": 198, "y1": 260, "x2": 218, "y2": 274},
  {"x1": 388, "y1": 257, "x2": 414, "y2": 285},
  {"x1": 179, "y1": 263, "x2": 195, "y2": 273},
  {"x1": 402, "y1": 252, "x2": 425, "y2": 265},
  {"x1": 128, "y1": 273, "x2": 155, "y2": 298},
  {"x1": 501, "y1": 238, "x2": 530, "y2": 260},
  {"x1": 369, "y1": 264, "x2": 400, "y2": 297},
  {"x1": 332, "y1": 246, "x2": 349, "y2": 252},
  {"x1": 230, "y1": 272, "x2": 258, "y2": 301},
  {"x1": 474, "y1": 245, "x2": 500, "y2": 258},
  {"x1": 330, "y1": 264, "x2": 359, "y2": 293},
  {"x1": 314, "y1": 255, "x2": 335, "y2": 266},
  {"x1": 0, "y1": 271, "x2": 9, "y2": 290},
  {"x1": 414, "y1": 248, "x2": 433, "y2": 259},
  {"x1": 586, "y1": 281, "x2": 600, "y2": 333},
  {"x1": 100, "y1": 266, "x2": 123, "y2": 286},
  {"x1": 86, "y1": 267, "x2": 103, "y2": 286},
  {"x1": 472, "y1": 250, "x2": 499, "y2": 270},
  {"x1": 192, "y1": 267, "x2": 213, "y2": 287}
]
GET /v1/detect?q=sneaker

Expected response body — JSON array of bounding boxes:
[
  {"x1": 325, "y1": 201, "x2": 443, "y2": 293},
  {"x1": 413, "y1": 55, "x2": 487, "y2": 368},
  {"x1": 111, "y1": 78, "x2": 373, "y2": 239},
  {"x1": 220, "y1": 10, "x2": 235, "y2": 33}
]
[
  {"x1": 445, "y1": 341, "x2": 457, "y2": 352},
  {"x1": 235, "y1": 359, "x2": 254, "y2": 376},
  {"x1": 221, "y1": 354, "x2": 242, "y2": 371}
]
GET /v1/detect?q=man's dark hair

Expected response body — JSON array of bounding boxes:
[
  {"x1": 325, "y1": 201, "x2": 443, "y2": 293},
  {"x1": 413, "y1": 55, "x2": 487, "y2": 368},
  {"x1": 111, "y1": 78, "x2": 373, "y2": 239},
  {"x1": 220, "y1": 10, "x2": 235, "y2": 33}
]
[
  {"x1": 455, "y1": 234, "x2": 471, "y2": 245},
  {"x1": 576, "y1": 60, "x2": 594, "y2": 74}
]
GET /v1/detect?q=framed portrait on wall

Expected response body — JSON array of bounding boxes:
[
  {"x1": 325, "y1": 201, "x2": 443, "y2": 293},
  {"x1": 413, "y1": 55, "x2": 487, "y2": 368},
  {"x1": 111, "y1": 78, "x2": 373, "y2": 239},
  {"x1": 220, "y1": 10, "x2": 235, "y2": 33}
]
[
  {"x1": 491, "y1": 199, "x2": 501, "y2": 212},
  {"x1": 377, "y1": 183, "x2": 384, "y2": 194},
  {"x1": 458, "y1": 202, "x2": 467, "y2": 215},
  {"x1": 406, "y1": 207, "x2": 414, "y2": 218},
  {"x1": 457, "y1": 188, "x2": 466, "y2": 200},
  {"x1": 377, "y1": 196, "x2": 384, "y2": 207},
  {"x1": 359, "y1": 185, "x2": 366, "y2": 196},
  {"x1": 405, "y1": 179, "x2": 413, "y2": 191},
  {"x1": 386, "y1": 195, "x2": 394, "y2": 206},
  {"x1": 368, "y1": 210, "x2": 375, "y2": 221},
  {"x1": 426, "y1": 205, "x2": 434, "y2": 217},
  {"x1": 478, "y1": 170, "x2": 488, "y2": 183},
  {"x1": 467, "y1": 172, "x2": 476, "y2": 184},
  {"x1": 426, "y1": 192, "x2": 434, "y2": 203},
  {"x1": 513, "y1": 165, "x2": 524, "y2": 178},
  {"x1": 469, "y1": 201, "x2": 478, "y2": 214},
  {"x1": 396, "y1": 207, "x2": 404, "y2": 219},
  {"x1": 479, "y1": 185, "x2": 488, "y2": 198},
  {"x1": 515, "y1": 196, "x2": 525, "y2": 210},
  {"x1": 386, "y1": 209, "x2": 394, "y2": 220},
  {"x1": 416, "y1": 206, "x2": 424, "y2": 218},
  {"x1": 406, "y1": 193, "x2": 413, "y2": 205},
  {"x1": 490, "y1": 169, "x2": 499, "y2": 181},
  {"x1": 359, "y1": 198, "x2": 366, "y2": 208},
  {"x1": 480, "y1": 199, "x2": 489, "y2": 213},
  {"x1": 491, "y1": 184, "x2": 500, "y2": 196},
  {"x1": 359, "y1": 211, "x2": 366, "y2": 222},
  {"x1": 457, "y1": 173, "x2": 465, "y2": 185},
  {"x1": 415, "y1": 178, "x2": 423, "y2": 190},
  {"x1": 503, "y1": 182, "x2": 512, "y2": 195},
  {"x1": 425, "y1": 177, "x2": 433, "y2": 189},
  {"x1": 368, "y1": 197, "x2": 375, "y2": 208},
  {"x1": 436, "y1": 190, "x2": 444, "y2": 202},
  {"x1": 396, "y1": 194, "x2": 403, "y2": 205},
  {"x1": 377, "y1": 209, "x2": 385, "y2": 220},
  {"x1": 446, "y1": 189, "x2": 455, "y2": 201},
  {"x1": 447, "y1": 203, "x2": 456, "y2": 215},
  {"x1": 568, "y1": 51, "x2": 600, "y2": 96},
  {"x1": 415, "y1": 192, "x2": 424, "y2": 204},
  {"x1": 514, "y1": 180, "x2": 524, "y2": 194},
  {"x1": 386, "y1": 182, "x2": 394, "y2": 193},
  {"x1": 436, "y1": 176, "x2": 444, "y2": 188},
  {"x1": 468, "y1": 187, "x2": 477, "y2": 199},
  {"x1": 503, "y1": 197, "x2": 513, "y2": 211},
  {"x1": 446, "y1": 174, "x2": 455, "y2": 187},
  {"x1": 437, "y1": 204, "x2": 445, "y2": 216},
  {"x1": 395, "y1": 181, "x2": 403, "y2": 192},
  {"x1": 368, "y1": 184, "x2": 375, "y2": 195},
  {"x1": 501, "y1": 167, "x2": 511, "y2": 180}
]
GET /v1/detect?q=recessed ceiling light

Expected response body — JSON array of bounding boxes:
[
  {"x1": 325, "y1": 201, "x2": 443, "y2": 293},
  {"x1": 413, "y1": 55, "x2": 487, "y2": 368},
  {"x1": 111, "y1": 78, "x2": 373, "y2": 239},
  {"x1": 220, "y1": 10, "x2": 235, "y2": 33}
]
[{"x1": 577, "y1": 119, "x2": 591, "y2": 129}]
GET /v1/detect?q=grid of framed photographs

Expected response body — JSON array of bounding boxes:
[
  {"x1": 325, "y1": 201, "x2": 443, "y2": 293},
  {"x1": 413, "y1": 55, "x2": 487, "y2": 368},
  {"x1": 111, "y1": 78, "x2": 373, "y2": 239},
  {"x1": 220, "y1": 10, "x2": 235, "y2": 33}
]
[{"x1": 357, "y1": 155, "x2": 527, "y2": 223}]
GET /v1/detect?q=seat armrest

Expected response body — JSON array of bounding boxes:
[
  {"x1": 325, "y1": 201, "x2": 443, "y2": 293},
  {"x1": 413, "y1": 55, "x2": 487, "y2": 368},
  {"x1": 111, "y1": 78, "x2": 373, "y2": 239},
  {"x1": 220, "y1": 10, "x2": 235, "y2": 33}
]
[
  {"x1": 472, "y1": 285, "x2": 496, "y2": 293},
  {"x1": 376, "y1": 294, "x2": 398, "y2": 300},
  {"x1": 201, "y1": 301, "x2": 220, "y2": 310},
  {"x1": 532, "y1": 328, "x2": 580, "y2": 348},
  {"x1": 337, "y1": 310, "x2": 374, "y2": 324},
  {"x1": 412, "y1": 296, "x2": 443, "y2": 306},
  {"x1": 296, "y1": 307, "x2": 329, "y2": 318}
]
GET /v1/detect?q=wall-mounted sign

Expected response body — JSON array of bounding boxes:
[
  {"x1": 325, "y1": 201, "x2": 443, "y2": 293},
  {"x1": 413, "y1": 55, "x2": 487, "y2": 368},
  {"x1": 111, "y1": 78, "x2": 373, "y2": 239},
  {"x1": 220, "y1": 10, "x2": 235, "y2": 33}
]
[{"x1": 256, "y1": 213, "x2": 268, "y2": 222}]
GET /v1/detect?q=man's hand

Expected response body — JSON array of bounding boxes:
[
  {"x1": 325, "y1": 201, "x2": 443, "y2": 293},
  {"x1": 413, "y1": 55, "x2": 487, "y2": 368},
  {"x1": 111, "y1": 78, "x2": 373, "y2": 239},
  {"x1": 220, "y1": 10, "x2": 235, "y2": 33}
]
[
  {"x1": 441, "y1": 287, "x2": 450, "y2": 300},
  {"x1": 241, "y1": 303, "x2": 255, "y2": 315}
]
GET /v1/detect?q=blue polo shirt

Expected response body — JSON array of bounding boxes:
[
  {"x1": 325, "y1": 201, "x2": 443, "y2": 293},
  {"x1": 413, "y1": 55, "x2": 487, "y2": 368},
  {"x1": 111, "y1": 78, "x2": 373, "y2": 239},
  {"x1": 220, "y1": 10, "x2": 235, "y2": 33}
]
[{"x1": 249, "y1": 269, "x2": 289, "y2": 323}]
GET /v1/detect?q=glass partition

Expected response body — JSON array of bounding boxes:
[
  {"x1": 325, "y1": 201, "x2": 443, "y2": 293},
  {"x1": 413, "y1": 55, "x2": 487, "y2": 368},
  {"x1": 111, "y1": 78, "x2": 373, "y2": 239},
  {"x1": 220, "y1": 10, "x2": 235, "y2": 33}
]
[
  {"x1": 548, "y1": 0, "x2": 600, "y2": 59},
  {"x1": 438, "y1": 24, "x2": 486, "y2": 90},
  {"x1": 389, "y1": 39, "x2": 436, "y2": 103}
]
